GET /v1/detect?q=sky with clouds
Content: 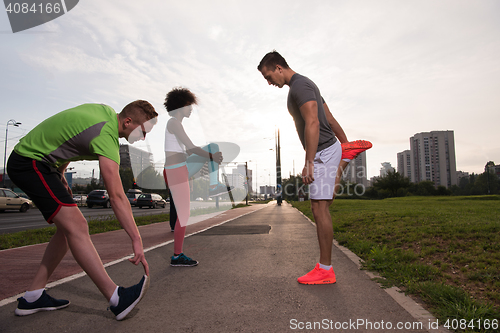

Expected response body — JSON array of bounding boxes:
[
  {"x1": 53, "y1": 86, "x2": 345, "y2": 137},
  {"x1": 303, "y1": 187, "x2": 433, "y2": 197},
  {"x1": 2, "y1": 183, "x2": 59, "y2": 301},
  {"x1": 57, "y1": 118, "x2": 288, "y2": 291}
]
[{"x1": 1, "y1": 0, "x2": 499, "y2": 189}]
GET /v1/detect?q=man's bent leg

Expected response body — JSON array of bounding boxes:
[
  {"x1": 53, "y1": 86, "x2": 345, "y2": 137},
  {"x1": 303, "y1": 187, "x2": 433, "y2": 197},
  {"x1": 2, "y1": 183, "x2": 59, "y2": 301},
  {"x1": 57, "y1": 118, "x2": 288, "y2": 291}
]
[
  {"x1": 334, "y1": 160, "x2": 350, "y2": 197},
  {"x1": 52, "y1": 206, "x2": 117, "y2": 301},
  {"x1": 28, "y1": 227, "x2": 69, "y2": 291},
  {"x1": 297, "y1": 199, "x2": 336, "y2": 285},
  {"x1": 311, "y1": 199, "x2": 334, "y2": 266}
]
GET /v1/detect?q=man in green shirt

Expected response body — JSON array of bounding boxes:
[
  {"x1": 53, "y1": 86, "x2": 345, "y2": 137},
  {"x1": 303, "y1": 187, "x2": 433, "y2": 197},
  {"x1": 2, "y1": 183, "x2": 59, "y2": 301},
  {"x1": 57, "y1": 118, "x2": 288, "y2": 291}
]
[{"x1": 7, "y1": 100, "x2": 157, "y2": 320}]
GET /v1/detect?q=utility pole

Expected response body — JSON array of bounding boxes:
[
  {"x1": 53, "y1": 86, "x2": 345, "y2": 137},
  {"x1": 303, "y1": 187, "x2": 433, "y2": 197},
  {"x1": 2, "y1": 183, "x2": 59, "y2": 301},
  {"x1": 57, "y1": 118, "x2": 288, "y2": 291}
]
[
  {"x1": 276, "y1": 128, "x2": 282, "y2": 205},
  {"x1": 245, "y1": 162, "x2": 249, "y2": 205},
  {"x1": 3, "y1": 119, "x2": 21, "y2": 187}
]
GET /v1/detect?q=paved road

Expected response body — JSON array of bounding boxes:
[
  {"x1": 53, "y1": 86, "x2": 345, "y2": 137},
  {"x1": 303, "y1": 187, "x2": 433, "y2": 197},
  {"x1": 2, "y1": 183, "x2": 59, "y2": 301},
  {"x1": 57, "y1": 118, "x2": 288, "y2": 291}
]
[
  {"x1": 0, "y1": 205, "x2": 169, "y2": 234},
  {"x1": 0, "y1": 202, "x2": 447, "y2": 332},
  {"x1": 0, "y1": 201, "x2": 234, "y2": 234}
]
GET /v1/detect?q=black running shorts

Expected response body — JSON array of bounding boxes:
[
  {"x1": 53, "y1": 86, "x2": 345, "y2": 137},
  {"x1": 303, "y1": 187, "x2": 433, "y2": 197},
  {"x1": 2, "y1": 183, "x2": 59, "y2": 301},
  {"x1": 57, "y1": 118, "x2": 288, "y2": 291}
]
[{"x1": 7, "y1": 151, "x2": 77, "y2": 223}]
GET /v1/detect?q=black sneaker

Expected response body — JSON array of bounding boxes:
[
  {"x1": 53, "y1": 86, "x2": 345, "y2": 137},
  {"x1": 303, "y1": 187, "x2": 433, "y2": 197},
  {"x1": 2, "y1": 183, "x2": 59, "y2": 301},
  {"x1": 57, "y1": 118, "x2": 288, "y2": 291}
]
[
  {"x1": 110, "y1": 275, "x2": 150, "y2": 321},
  {"x1": 170, "y1": 253, "x2": 198, "y2": 266},
  {"x1": 15, "y1": 290, "x2": 70, "y2": 316}
]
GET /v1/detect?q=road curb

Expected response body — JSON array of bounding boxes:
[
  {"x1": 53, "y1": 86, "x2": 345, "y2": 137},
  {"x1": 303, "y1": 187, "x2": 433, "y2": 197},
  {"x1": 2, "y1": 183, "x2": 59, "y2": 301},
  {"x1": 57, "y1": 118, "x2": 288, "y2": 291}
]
[{"x1": 291, "y1": 203, "x2": 450, "y2": 333}]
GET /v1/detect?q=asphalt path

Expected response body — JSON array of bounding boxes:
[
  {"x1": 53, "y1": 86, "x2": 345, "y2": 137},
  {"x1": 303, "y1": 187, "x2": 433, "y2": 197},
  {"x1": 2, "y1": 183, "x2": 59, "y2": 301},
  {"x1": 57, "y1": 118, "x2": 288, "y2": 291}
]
[
  {"x1": 0, "y1": 202, "x2": 446, "y2": 333},
  {"x1": 0, "y1": 201, "x2": 233, "y2": 234}
]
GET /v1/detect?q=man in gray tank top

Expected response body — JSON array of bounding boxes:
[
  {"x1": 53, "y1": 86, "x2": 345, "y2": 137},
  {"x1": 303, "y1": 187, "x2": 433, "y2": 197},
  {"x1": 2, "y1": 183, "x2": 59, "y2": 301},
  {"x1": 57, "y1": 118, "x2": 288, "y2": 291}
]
[{"x1": 258, "y1": 51, "x2": 349, "y2": 285}]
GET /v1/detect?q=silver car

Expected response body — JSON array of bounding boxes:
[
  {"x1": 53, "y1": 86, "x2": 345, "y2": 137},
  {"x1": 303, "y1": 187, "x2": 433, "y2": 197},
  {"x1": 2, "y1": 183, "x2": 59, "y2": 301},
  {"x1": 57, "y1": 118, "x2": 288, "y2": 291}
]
[{"x1": 0, "y1": 188, "x2": 32, "y2": 212}]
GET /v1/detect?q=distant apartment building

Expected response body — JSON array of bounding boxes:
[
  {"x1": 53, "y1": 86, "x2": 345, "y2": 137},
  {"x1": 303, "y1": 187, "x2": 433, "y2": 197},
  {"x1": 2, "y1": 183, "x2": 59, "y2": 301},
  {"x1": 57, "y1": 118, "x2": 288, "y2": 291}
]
[
  {"x1": 119, "y1": 144, "x2": 153, "y2": 170},
  {"x1": 456, "y1": 171, "x2": 469, "y2": 185},
  {"x1": 380, "y1": 162, "x2": 395, "y2": 177},
  {"x1": 191, "y1": 162, "x2": 209, "y2": 181},
  {"x1": 409, "y1": 131, "x2": 457, "y2": 188},
  {"x1": 226, "y1": 172, "x2": 245, "y2": 190},
  {"x1": 247, "y1": 169, "x2": 253, "y2": 194},
  {"x1": 260, "y1": 185, "x2": 275, "y2": 196},
  {"x1": 397, "y1": 150, "x2": 412, "y2": 179},
  {"x1": 233, "y1": 164, "x2": 252, "y2": 193},
  {"x1": 343, "y1": 151, "x2": 368, "y2": 187},
  {"x1": 119, "y1": 145, "x2": 155, "y2": 186},
  {"x1": 484, "y1": 163, "x2": 500, "y2": 179}
]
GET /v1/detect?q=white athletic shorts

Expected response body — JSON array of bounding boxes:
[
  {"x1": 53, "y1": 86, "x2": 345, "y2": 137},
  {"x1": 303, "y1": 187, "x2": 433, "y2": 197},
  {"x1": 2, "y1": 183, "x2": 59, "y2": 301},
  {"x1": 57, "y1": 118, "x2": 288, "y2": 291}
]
[{"x1": 309, "y1": 140, "x2": 341, "y2": 200}]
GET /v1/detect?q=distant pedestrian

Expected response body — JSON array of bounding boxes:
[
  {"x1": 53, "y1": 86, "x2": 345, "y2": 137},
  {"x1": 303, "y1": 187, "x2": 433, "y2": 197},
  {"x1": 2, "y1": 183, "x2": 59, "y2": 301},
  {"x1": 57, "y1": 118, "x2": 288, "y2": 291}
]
[{"x1": 8, "y1": 101, "x2": 157, "y2": 320}]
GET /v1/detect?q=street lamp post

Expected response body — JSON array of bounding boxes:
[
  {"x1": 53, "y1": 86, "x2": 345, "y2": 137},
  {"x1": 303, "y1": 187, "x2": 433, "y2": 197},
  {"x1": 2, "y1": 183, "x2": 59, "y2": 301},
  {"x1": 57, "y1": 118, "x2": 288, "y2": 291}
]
[
  {"x1": 248, "y1": 160, "x2": 257, "y2": 199},
  {"x1": 275, "y1": 128, "x2": 282, "y2": 205},
  {"x1": 3, "y1": 119, "x2": 22, "y2": 187}
]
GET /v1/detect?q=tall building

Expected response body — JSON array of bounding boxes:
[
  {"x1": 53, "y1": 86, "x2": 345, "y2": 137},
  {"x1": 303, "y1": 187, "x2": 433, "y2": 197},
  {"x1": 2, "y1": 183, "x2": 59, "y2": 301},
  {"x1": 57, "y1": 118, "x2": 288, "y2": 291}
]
[
  {"x1": 410, "y1": 131, "x2": 457, "y2": 188},
  {"x1": 380, "y1": 162, "x2": 395, "y2": 177},
  {"x1": 343, "y1": 151, "x2": 368, "y2": 187},
  {"x1": 227, "y1": 173, "x2": 245, "y2": 189},
  {"x1": 119, "y1": 144, "x2": 153, "y2": 170},
  {"x1": 233, "y1": 164, "x2": 252, "y2": 194},
  {"x1": 397, "y1": 150, "x2": 412, "y2": 179},
  {"x1": 260, "y1": 185, "x2": 275, "y2": 196},
  {"x1": 119, "y1": 145, "x2": 155, "y2": 187}
]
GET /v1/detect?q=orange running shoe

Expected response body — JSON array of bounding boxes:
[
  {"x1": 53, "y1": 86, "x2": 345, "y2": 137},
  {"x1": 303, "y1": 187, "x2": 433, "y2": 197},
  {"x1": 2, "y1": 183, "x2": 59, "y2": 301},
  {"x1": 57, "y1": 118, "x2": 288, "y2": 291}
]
[
  {"x1": 297, "y1": 263, "x2": 336, "y2": 285},
  {"x1": 341, "y1": 140, "x2": 372, "y2": 161}
]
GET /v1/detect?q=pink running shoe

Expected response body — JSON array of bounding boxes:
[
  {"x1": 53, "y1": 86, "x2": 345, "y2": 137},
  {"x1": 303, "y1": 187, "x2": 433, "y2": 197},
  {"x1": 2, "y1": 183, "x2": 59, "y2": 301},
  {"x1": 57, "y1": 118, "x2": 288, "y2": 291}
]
[
  {"x1": 297, "y1": 263, "x2": 336, "y2": 285},
  {"x1": 341, "y1": 140, "x2": 372, "y2": 161}
]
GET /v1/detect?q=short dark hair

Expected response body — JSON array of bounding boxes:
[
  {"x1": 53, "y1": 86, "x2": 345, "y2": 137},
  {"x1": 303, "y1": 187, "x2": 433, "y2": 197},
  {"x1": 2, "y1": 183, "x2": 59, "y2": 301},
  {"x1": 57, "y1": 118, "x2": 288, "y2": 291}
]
[
  {"x1": 258, "y1": 50, "x2": 290, "y2": 72},
  {"x1": 164, "y1": 87, "x2": 198, "y2": 112},
  {"x1": 120, "y1": 100, "x2": 158, "y2": 123}
]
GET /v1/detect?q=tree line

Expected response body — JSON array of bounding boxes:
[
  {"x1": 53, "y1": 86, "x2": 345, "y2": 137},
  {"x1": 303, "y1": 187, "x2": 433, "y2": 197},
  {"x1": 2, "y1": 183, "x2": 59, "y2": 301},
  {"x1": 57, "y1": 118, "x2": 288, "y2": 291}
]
[{"x1": 279, "y1": 162, "x2": 499, "y2": 200}]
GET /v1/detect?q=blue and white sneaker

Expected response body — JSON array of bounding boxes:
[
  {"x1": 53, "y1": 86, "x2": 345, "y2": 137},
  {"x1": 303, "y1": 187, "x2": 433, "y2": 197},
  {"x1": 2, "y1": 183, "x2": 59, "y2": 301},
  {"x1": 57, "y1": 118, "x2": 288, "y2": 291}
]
[
  {"x1": 170, "y1": 253, "x2": 198, "y2": 266},
  {"x1": 110, "y1": 275, "x2": 150, "y2": 321},
  {"x1": 15, "y1": 290, "x2": 70, "y2": 316}
]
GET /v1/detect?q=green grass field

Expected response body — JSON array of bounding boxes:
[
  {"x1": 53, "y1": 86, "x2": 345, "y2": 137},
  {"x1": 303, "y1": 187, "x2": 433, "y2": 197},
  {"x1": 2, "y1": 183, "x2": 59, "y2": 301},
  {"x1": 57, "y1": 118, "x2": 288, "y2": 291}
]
[{"x1": 292, "y1": 196, "x2": 500, "y2": 333}]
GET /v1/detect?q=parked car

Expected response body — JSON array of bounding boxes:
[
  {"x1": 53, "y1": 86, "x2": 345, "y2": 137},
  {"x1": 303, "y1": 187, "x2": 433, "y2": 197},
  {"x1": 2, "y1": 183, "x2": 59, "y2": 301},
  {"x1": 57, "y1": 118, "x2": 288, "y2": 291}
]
[
  {"x1": 136, "y1": 193, "x2": 166, "y2": 209},
  {"x1": 73, "y1": 195, "x2": 87, "y2": 204},
  {"x1": 0, "y1": 188, "x2": 32, "y2": 213},
  {"x1": 86, "y1": 190, "x2": 110, "y2": 208},
  {"x1": 126, "y1": 189, "x2": 142, "y2": 207},
  {"x1": 18, "y1": 193, "x2": 31, "y2": 200}
]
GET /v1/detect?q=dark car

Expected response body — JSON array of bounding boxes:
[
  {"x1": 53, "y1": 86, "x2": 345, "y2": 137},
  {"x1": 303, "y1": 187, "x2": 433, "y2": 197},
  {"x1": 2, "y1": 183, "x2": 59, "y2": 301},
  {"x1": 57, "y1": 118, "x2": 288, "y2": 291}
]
[
  {"x1": 86, "y1": 190, "x2": 110, "y2": 208},
  {"x1": 126, "y1": 189, "x2": 142, "y2": 207},
  {"x1": 136, "y1": 193, "x2": 166, "y2": 209}
]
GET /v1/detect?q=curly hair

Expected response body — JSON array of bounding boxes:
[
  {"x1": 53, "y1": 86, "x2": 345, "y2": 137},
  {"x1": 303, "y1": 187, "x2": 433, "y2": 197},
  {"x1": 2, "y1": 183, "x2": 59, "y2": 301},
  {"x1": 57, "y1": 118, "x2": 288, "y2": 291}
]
[
  {"x1": 120, "y1": 100, "x2": 158, "y2": 123},
  {"x1": 164, "y1": 87, "x2": 198, "y2": 112},
  {"x1": 257, "y1": 50, "x2": 290, "y2": 72}
]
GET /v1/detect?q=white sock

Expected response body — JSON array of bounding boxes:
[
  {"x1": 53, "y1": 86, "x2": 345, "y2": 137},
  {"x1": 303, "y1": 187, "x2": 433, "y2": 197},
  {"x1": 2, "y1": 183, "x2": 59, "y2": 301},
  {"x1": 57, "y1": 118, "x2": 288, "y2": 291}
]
[
  {"x1": 109, "y1": 286, "x2": 119, "y2": 307},
  {"x1": 319, "y1": 263, "x2": 332, "y2": 271},
  {"x1": 24, "y1": 288, "x2": 44, "y2": 303}
]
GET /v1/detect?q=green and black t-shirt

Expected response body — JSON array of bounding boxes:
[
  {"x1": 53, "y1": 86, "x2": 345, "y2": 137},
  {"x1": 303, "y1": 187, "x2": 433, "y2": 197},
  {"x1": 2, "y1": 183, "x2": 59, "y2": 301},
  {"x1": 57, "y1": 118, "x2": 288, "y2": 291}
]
[{"x1": 14, "y1": 103, "x2": 120, "y2": 167}]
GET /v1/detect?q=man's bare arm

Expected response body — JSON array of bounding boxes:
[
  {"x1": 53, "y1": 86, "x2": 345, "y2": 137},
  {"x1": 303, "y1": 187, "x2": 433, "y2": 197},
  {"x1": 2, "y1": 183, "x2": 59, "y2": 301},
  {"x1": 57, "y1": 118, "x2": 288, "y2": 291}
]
[
  {"x1": 324, "y1": 102, "x2": 348, "y2": 143},
  {"x1": 299, "y1": 100, "x2": 320, "y2": 184},
  {"x1": 99, "y1": 155, "x2": 149, "y2": 275}
]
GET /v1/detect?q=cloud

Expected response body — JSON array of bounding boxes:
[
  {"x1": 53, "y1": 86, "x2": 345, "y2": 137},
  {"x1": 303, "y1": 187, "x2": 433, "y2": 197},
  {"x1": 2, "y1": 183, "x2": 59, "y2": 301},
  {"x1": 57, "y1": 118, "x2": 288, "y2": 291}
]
[{"x1": 1, "y1": 0, "x2": 499, "y2": 180}]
